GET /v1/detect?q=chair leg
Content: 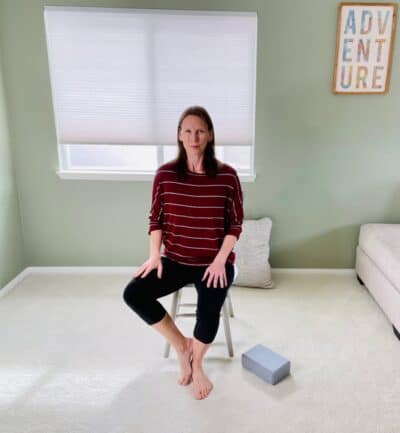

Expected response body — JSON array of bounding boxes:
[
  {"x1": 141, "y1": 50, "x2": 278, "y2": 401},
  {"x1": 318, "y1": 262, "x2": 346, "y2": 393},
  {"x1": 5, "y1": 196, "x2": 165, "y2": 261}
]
[
  {"x1": 164, "y1": 290, "x2": 181, "y2": 358},
  {"x1": 163, "y1": 288, "x2": 235, "y2": 358},
  {"x1": 222, "y1": 298, "x2": 234, "y2": 357},
  {"x1": 227, "y1": 292, "x2": 234, "y2": 317}
]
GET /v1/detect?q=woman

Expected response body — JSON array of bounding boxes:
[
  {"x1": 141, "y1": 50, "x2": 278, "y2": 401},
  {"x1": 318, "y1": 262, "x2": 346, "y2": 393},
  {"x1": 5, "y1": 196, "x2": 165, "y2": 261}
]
[{"x1": 123, "y1": 106, "x2": 243, "y2": 400}]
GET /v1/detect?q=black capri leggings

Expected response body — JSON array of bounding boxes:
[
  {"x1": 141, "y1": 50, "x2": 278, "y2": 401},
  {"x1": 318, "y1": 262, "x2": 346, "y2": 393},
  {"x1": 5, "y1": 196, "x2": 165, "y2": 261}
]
[{"x1": 123, "y1": 256, "x2": 235, "y2": 344}]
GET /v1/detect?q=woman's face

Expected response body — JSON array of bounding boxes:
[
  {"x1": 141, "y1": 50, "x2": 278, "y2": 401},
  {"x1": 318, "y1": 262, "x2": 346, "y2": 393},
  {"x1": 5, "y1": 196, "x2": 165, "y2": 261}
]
[{"x1": 178, "y1": 115, "x2": 213, "y2": 159}]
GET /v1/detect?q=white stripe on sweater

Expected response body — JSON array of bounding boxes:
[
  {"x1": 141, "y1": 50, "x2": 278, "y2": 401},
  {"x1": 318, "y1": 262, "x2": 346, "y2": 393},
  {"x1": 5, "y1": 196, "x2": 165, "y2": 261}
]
[
  {"x1": 161, "y1": 191, "x2": 231, "y2": 200},
  {"x1": 164, "y1": 239, "x2": 218, "y2": 251},
  {"x1": 160, "y1": 181, "x2": 233, "y2": 189},
  {"x1": 164, "y1": 212, "x2": 224, "y2": 220},
  {"x1": 164, "y1": 203, "x2": 224, "y2": 209},
  {"x1": 164, "y1": 222, "x2": 224, "y2": 231},
  {"x1": 164, "y1": 230, "x2": 223, "y2": 241}
]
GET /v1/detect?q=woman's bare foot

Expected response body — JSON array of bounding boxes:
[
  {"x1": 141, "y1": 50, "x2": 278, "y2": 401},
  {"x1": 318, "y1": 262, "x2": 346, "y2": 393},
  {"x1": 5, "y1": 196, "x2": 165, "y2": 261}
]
[
  {"x1": 176, "y1": 337, "x2": 193, "y2": 386},
  {"x1": 192, "y1": 366, "x2": 213, "y2": 399}
]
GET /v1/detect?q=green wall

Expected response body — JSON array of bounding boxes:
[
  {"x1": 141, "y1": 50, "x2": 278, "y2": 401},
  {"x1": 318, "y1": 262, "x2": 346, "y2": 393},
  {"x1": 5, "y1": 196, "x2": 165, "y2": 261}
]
[
  {"x1": 0, "y1": 0, "x2": 399, "y2": 273},
  {"x1": 0, "y1": 46, "x2": 25, "y2": 288}
]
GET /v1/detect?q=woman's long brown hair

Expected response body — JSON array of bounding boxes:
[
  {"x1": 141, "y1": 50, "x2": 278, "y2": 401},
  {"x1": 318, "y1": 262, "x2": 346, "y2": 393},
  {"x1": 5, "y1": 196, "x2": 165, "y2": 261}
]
[{"x1": 175, "y1": 106, "x2": 218, "y2": 179}]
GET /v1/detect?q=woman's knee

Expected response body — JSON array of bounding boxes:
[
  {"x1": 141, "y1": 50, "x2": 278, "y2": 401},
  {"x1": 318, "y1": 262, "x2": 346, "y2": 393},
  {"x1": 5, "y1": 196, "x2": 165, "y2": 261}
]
[
  {"x1": 123, "y1": 278, "x2": 167, "y2": 325},
  {"x1": 123, "y1": 278, "x2": 143, "y2": 307},
  {"x1": 194, "y1": 312, "x2": 221, "y2": 344}
]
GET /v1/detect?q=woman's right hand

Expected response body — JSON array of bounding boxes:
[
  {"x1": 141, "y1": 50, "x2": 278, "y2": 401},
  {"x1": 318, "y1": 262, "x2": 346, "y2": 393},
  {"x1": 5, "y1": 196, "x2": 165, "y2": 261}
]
[{"x1": 134, "y1": 255, "x2": 163, "y2": 279}]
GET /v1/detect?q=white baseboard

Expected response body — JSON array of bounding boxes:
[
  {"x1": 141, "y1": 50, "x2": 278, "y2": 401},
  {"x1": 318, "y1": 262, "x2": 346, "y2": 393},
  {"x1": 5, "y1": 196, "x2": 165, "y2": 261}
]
[
  {"x1": 1, "y1": 266, "x2": 356, "y2": 297},
  {"x1": 26, "y1": 266, "x2": 138, "y2": 275},
  {"x1": 0, "y1": 267, "x2": 139, "y2": 297},
  {"x1": 0, "y1": 268, "x2": 31, "y2": 298},
  {"x1": 272, "y1": 268, "x2": 355, "y2": 276}
]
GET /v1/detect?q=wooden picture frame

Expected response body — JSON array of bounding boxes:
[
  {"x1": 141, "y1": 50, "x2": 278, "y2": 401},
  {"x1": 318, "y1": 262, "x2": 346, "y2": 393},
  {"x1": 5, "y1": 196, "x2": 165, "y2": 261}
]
[{"x1": 332, "y1": 2, "x2": 397, "y2": 94}]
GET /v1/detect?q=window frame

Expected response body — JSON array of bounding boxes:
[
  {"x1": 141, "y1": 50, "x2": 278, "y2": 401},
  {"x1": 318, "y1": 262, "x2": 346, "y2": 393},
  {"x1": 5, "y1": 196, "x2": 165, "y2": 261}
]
[{"x1": 45, "y1": 6, "x2": 258, "y2": 182}]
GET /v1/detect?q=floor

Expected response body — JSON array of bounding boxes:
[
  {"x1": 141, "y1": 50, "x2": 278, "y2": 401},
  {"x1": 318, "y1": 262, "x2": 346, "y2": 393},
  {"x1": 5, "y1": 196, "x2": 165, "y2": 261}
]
[{"x1": 1, "y1": 270, "x2": 399, "y2": 433}]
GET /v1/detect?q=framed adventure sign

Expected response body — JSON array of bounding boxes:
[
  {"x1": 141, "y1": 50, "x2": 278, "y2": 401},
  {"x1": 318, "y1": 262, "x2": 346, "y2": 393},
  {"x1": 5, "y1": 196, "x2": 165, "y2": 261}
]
[{"x1": 332, "y1": 3, "x2": 397, "y2": 94}]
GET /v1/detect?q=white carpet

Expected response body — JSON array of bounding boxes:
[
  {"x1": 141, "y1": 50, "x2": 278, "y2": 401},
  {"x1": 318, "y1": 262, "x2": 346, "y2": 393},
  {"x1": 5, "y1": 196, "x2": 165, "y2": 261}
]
[{"x1": 1, "y1": 271, "x2": 399, "y2": 433}]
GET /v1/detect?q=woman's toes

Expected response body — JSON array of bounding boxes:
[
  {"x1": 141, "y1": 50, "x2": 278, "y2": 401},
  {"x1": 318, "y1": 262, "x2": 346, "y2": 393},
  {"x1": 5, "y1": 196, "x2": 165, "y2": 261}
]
[{"x1": 193, "y1": 370, "x2": 213, "y2": 399}]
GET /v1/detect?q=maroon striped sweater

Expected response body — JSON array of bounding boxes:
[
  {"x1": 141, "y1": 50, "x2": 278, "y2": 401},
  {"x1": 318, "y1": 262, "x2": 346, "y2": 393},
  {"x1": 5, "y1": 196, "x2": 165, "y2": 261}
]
[{"x1": 148, "y1": 161, "x2": 244, "y2": 266}]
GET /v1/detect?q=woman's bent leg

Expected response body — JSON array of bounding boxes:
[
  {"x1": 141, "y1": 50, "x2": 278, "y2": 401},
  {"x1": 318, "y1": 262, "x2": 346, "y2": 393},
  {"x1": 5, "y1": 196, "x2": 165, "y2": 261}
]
[
  {"x1": 123, "y1": 257, "x2": 192, "y2": 324},
  {"x1": 123, "y1": 277, "x2": 166, "y2": 325},
  {"x1": 122, "y1": 257, "x2": 194, "y2": 385}
]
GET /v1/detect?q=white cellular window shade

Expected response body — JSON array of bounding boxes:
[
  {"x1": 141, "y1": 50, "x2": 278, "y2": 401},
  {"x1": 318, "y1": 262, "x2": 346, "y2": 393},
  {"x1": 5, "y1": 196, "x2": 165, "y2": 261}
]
[{"x1": 44, "y1": 7, "x2": 257, "y2": 181}]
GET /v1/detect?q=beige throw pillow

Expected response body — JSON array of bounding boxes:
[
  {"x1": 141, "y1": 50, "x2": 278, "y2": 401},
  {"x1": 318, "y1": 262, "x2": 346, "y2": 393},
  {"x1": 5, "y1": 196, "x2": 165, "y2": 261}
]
[{"x1": 233, "y1": 217, "x2": 274, "y2": 289}]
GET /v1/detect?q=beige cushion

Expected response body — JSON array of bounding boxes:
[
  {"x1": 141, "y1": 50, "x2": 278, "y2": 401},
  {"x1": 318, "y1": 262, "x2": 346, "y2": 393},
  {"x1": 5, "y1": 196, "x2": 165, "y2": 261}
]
[{"x1": 233, "y1": 217, "x2": 274, "y2": 289}]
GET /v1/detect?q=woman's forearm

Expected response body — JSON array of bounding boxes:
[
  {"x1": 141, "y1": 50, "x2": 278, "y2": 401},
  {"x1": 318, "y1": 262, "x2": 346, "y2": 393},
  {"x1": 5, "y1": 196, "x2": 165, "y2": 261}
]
[
  {"x1": 214, "y1": 234, "x2": 237, "y2": 264},
  {"x1": 149, "y1": 229, "x2": 162, "y2": 258}
]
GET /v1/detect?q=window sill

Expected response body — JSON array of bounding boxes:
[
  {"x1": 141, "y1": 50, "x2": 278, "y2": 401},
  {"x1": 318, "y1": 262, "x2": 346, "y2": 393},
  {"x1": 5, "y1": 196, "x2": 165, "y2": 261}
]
[{"x1": 56, "y1": 170, "x2": 256, "y2": 182}]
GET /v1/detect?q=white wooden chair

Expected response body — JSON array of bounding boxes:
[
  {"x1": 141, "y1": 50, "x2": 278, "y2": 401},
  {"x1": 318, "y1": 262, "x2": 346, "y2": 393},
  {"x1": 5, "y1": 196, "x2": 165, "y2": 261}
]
[{"x1": 164, "y1": 266, "x2": 237, "y2": 358}]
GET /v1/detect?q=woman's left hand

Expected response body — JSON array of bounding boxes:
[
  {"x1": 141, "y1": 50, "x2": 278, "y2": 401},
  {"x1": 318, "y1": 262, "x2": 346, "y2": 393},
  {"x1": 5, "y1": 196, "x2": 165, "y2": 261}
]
[{"x1": 202, "y1": 258, "x2": 227, "y2": 288}]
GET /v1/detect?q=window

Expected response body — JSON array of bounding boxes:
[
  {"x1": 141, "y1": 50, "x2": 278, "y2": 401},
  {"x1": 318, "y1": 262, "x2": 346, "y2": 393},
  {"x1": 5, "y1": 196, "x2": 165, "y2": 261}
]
[{"x1": 44, "y1": 7, "x2": 257, "y2": 181}]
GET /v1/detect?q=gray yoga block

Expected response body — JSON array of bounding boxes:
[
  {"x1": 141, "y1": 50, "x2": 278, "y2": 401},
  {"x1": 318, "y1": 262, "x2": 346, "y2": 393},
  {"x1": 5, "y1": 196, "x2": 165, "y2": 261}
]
[{"x1": 242, "y1": 344, "x2": 290, "y2": 385}]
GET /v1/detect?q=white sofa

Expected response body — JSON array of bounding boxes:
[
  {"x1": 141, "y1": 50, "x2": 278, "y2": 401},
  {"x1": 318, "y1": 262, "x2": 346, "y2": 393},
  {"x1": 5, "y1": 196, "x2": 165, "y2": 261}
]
[{"x1": 355, "y1": 224, "x2": 400, "y2": 340}]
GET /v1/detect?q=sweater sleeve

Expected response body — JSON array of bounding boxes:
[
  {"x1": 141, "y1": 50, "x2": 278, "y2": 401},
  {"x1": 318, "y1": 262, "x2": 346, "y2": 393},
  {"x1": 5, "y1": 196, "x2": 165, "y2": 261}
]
[
  {"x1": 225, "y1": 170, "x2": 244, "y2": 239},
  {"x1": 148, "y1": 170, "x2": 163, "y2": 234}
]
